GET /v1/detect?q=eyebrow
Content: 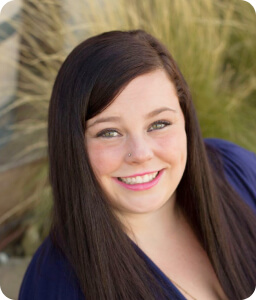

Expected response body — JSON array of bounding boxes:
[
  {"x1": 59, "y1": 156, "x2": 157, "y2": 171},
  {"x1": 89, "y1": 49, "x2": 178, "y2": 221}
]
[
  {"x1": 87, "y1": 107, "x2": 177, "y2": 129},
  {"x1": 146, "y1": 107, "x2": 177, "y2": 118}
]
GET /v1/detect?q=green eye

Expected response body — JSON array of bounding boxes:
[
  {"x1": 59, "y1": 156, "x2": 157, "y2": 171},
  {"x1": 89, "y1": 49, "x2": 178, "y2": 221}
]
[
  {"x1": 151, "y1": 123, "x2": 165, "y2": 130},
  {"x1": 103, "y1": 131, "x2": 118, "y2": 137},
  {"x1": 148, "y1": 120, "x2": 171, "y2": 131},
  {"x1": 97, "y1": 129, "x2": 120, "y2": 138}
]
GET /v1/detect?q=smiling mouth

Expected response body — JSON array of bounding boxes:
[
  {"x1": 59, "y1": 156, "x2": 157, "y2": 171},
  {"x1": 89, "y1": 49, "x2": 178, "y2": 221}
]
[{"x1": 117, "y1": 171, "x2": 160, "y2": 185}]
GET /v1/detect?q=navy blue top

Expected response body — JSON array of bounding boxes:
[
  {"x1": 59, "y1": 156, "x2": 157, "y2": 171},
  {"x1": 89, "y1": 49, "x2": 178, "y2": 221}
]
[{"x1": 18, "y1": 139, "x2": 256, "y2": 300}]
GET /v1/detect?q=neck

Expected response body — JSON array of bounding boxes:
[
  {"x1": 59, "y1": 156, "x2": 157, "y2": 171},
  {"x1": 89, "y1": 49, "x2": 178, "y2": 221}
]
[{"x1": 116, "y1": 197, "x2": 182, "y2": 245}]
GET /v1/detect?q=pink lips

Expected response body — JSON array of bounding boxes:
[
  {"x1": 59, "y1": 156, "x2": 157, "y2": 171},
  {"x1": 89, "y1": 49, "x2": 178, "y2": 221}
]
[{"x1": 113, "y1": 169, "x2": 164, "y2": 191}]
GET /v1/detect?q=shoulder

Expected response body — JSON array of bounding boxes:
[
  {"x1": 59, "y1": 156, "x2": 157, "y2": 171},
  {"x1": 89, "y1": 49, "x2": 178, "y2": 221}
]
[
  {"x1": 204, "y1": 138, "x2": 256, "y2": 213},
  {"x1": 18, "y1": 236, "x2": 84, "y2": 300}
]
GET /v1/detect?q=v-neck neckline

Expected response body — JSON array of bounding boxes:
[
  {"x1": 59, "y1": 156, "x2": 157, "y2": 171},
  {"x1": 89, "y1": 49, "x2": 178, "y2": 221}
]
[{"x1": 131, "y1": 240, "x2": 188, "y2": 300}]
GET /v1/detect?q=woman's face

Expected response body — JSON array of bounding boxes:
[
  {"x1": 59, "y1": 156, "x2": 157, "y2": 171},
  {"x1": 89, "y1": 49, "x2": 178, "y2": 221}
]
[{"x1": 85, "y1": 70, "x2": 187, "y2": 216}]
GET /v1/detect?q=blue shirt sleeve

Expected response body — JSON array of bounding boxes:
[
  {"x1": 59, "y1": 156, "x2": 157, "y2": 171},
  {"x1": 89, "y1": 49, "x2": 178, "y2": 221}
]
[
  {"x1": 18, "y1": 237, "x2": 84, "y2": 300},
  {"x1": 204, "y1": 138, "x2": 256, "y2": 213}
]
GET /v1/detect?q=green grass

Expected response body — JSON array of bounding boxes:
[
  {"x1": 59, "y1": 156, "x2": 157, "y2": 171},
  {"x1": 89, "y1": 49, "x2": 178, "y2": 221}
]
[
  {"x1": 2, "y1": 0, "x2": 255, "y2": 155},
  {"x1": 0, "y1": 0, "x2": 255, "y2": 248}
]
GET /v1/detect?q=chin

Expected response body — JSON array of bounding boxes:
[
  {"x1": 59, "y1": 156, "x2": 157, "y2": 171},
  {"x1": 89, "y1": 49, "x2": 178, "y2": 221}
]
[{"x1": 115, "y1": 195, "x2": 174, "y2": 215}]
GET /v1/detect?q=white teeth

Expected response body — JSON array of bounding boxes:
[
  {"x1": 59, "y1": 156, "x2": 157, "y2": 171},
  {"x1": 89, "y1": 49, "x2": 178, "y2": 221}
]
[
  {"x1": 119, "y1": 172, "x2": 159, "y2": 184},
  {"x1": 137, "y1": 176, "x2": 143, "y2": 184},
  {"x1": 144, "y1": 174, "x2": 149, "y2": 182}
]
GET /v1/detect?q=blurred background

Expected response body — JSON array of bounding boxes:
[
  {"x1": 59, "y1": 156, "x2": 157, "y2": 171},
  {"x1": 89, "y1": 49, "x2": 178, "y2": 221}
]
[{"x1": 0, "y1": 0, "x2": 255, "y2": 298}]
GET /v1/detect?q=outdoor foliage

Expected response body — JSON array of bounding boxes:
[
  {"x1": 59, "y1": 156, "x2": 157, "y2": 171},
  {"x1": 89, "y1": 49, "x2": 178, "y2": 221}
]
[{"x1": 0, "y1": 0, "x2": 255, "y2": 252}]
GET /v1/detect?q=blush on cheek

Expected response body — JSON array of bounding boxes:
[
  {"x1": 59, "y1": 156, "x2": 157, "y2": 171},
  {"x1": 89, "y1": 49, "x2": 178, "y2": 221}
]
[
  {"x1": 155, "y1": 134, "x2": 173, "y2": 148},
  {"x1": 89, "y1": 155, "x2": 109, "y2": 175},
  {"x1": 157, "y1": 135, "x2": 181, "y2": 152},
  {"x1": 87, "y1": 142, "x2": 121, "y2": 176}
]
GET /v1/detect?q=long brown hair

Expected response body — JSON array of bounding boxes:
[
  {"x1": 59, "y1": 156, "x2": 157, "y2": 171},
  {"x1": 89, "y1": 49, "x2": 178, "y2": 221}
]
[{"x1": 48, "y1": 30, "x2": 256, "y2": 299}]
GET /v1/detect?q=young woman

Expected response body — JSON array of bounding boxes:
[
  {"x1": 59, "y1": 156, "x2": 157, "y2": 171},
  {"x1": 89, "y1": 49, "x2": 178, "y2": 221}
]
[{"x1": 19, "y1": 30, "x2": 256, "y2": 300}]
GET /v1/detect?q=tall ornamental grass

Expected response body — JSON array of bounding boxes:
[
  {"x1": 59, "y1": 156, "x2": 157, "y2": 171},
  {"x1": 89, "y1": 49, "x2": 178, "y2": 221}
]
[{"x1": 0, "y1": 0, "x2": 255, "y2": 250}]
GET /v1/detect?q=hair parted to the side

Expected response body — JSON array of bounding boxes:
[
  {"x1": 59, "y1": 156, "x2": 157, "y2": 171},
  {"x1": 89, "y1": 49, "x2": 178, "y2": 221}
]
[{"x1": 48, "y1": 30, "x2": 256, "y2": 300}]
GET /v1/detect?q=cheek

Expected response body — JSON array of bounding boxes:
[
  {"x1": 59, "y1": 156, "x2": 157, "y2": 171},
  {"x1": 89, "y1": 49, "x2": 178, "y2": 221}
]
[
  {"x1": 87, "y1": 141, "x2": 123, "y2": 176},
  {"x1": 155, "y1": 130, "x2": 187, "y2": 163}
]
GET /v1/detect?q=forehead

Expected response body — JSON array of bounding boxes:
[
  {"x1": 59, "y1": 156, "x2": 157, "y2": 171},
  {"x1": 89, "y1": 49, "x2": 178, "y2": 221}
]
[{"x1": 88, "y1": 70, "x2": 180, "y2": 122}]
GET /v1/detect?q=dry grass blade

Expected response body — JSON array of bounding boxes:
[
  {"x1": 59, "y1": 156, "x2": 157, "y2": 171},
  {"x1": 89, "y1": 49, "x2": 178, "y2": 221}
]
[{"x1": 0, "y1": 0, "x2": 255, "y2": 251}]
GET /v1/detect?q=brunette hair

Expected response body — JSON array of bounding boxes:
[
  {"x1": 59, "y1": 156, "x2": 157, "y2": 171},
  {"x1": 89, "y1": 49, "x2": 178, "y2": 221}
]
[{"x1": 48, "y1": 30, "x2": 256, "y2": 299}]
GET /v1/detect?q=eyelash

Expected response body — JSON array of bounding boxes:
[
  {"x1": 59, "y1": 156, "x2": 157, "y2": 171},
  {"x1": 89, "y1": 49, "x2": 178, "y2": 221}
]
[{"x1": 96, "y1": 120, "x2": 171, "y2": 138}]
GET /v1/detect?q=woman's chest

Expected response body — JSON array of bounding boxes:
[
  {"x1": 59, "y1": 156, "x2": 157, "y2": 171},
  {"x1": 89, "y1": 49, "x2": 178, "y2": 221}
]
[
  {"x1": 153, "y1": 244, "x2": 227, "y2": 300},
  {"x1": 139, "y1": 224, "x2": 228, "y2": 300}
]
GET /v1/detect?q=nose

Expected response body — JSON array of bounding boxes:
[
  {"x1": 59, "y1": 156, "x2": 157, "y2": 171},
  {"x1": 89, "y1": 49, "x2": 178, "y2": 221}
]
[{"x1": 125, "y1": 135, "x2": 153, "y2": 164}]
